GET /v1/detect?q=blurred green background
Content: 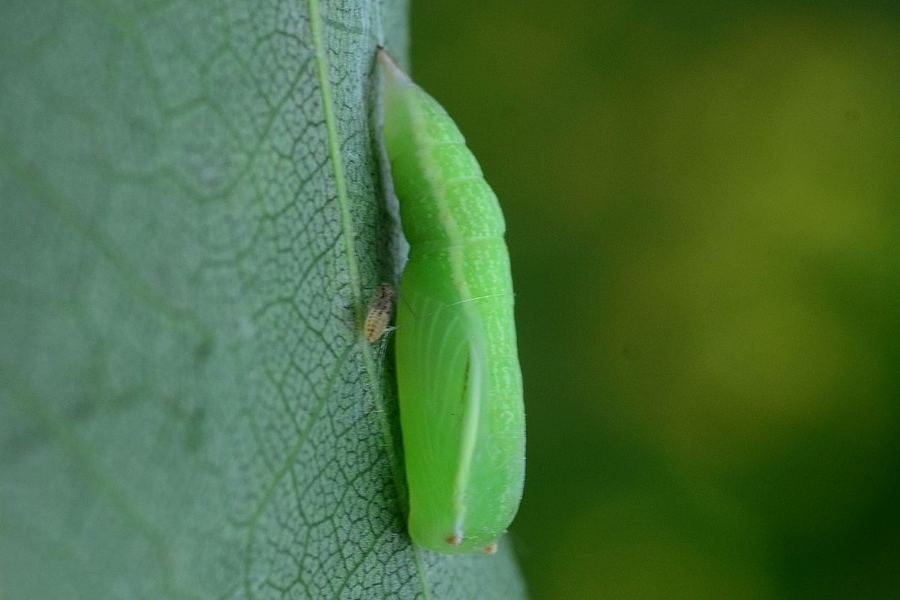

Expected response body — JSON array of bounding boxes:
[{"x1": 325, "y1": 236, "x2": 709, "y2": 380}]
[{"x1": 410, "y1": 1, "x2": 900, "y2": 598}]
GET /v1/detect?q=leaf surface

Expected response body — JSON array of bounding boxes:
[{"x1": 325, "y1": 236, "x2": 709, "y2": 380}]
[{"x1": 0, "y1": 1, "x2": 528, "y2": 598}]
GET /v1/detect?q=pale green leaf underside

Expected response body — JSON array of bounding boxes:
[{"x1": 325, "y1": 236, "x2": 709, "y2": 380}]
[{"x1": 0, "y1": 1, "x2": 527, "y2": 598}]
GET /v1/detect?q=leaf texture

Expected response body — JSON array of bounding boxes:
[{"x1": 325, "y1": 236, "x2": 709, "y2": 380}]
[{"x1": 0, "y1": 0, "x2": 528, "y2": 598}]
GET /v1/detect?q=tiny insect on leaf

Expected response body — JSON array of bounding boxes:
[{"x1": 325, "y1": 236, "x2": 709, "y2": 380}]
[{"x1": 364, "y1": 283, "x2": 397, "y2": 343}]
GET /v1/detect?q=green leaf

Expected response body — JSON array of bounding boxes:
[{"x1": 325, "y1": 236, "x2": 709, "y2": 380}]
[{"x1": 0, "y1": 1, "x2": 528, "y2": 598}]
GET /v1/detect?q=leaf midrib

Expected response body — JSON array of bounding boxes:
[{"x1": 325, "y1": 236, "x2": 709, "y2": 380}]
[{"x1": 306, "y1": 1, "x2": 431, "y2": 597}]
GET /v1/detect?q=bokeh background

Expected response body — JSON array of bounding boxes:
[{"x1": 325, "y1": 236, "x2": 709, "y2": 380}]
[{"x1": 410, "y1": 1, "x2": 900, "y2": 598}]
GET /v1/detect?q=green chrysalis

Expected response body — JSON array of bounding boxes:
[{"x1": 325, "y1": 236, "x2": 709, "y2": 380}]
[
  {"x1": 364, "y1": 283, "x2": 396, "y2": 343},
  {"x1": 378, "y1": 48, "x2": 525, "y2": 555}
]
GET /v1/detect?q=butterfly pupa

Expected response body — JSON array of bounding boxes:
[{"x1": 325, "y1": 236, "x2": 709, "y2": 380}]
[{"x1": 377, "y1": 47, "x2": 525, "y2": 555}]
